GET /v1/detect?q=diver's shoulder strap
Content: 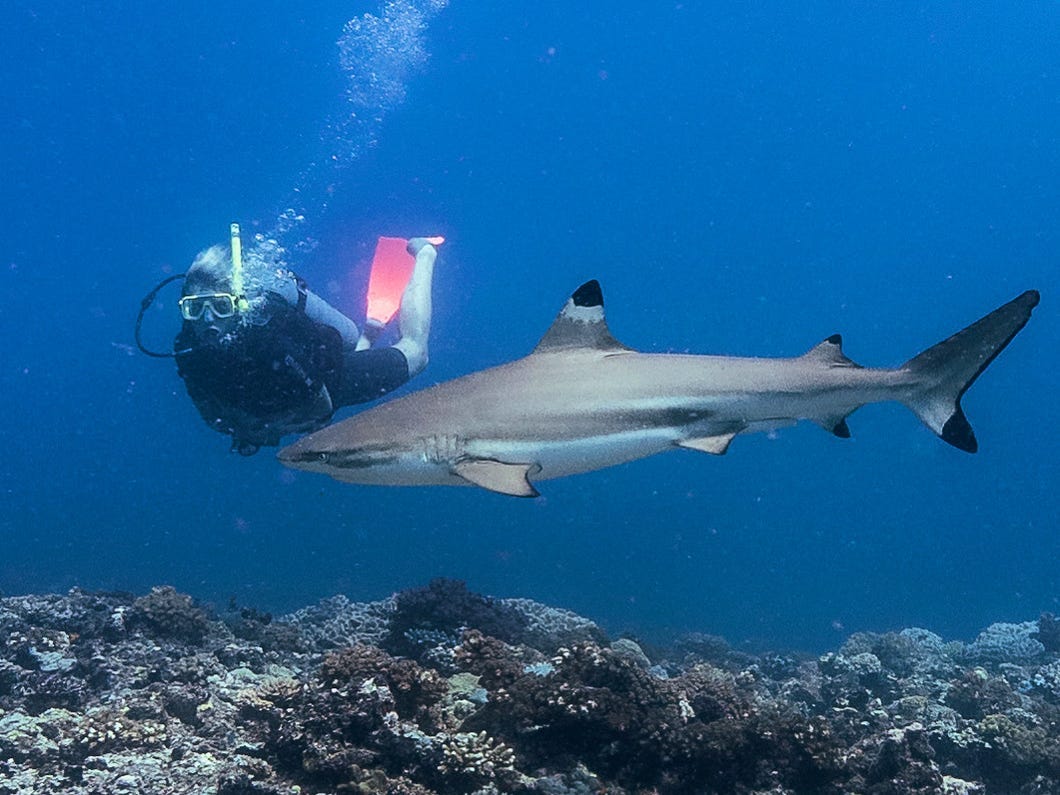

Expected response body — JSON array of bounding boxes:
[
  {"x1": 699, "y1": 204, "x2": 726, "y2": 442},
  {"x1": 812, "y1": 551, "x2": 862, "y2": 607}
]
[{"x1": 292, "y1": 273, "x2": 309, "y2": 313}]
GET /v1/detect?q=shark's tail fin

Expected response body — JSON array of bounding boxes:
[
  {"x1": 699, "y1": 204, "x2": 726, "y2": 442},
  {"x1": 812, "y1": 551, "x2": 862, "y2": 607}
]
[{"x1": 901, "y1": 290, "x2": 1039, "y2": 453}]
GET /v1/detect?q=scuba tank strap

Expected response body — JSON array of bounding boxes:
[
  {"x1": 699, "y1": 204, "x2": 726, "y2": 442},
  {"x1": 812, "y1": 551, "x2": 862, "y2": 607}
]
[{"x1": 293, "y1": 273, "x2": 309, "y2": 313}]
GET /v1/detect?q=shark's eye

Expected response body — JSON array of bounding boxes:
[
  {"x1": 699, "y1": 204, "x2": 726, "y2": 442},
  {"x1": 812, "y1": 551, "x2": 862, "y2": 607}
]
[{"x1": 318, "y1": 453, "x2": 329, "y2": 462}]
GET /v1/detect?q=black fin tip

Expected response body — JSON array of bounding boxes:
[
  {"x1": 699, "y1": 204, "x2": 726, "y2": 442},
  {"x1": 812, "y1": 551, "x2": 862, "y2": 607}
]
[
  {"x1": 942, "y1": 408, "x2": 978, "y2": 453},
  {"x1": 572, "y1": 280, "x2": 603, "y2": 308}
]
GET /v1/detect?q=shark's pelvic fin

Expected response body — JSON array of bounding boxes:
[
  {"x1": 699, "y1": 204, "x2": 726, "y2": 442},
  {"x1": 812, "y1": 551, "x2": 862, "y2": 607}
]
[
  {"x1": 802, "y1": 334, "x2": 861, "y2": 368},
  {"x1": 901, "y1": 290, "x2": 1040, "y2": 453},
  {"x1": 814, "y1": 416, "x2": 853, "y2": 438},
  {"x1": 678, "y1": 432, "x2": 740, "y2": 455},
  {"x1": 532, "y1": 280, "x2": 634, "y2": 354},
  {"x1": 452, "y1": 458, "x2": 541, "y2": 497}
]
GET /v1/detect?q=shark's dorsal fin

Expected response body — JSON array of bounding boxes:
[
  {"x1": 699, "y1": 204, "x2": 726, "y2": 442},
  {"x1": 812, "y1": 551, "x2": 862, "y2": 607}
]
[
  {"x1": 533, "y1": 280, "x2": 633, "y2": 354},
  {"x1": 453, "y1": 458, "x2": 541, "y2": 497},
  {"x1": 801, "y1": 334, "x2": 860, "y2": 368}
]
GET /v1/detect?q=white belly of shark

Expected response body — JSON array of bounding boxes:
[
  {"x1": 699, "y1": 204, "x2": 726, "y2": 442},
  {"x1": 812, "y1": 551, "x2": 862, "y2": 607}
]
[
  {"x1": 278, "y1": 280, "x2": 1039, "y2": 497},
  {"x1": 327, "y1": 430, "x2": 676, "y2": 487}
]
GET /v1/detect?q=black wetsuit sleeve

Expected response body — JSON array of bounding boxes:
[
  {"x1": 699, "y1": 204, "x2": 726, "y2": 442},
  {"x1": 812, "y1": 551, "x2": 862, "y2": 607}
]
[{"x1": 332, "y1": 346, "x2": 411, "y2": 407}]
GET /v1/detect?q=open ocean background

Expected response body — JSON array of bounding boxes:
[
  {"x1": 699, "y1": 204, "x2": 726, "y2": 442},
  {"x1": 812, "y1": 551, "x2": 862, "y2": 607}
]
[{"x1": 2, "y1": 2, "x2": 1057, "y2": 653}]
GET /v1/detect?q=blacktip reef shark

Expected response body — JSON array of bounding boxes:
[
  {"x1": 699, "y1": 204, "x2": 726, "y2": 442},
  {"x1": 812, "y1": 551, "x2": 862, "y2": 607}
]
[{"x1": 278, "y1": 281, "x2": 1039, "y2": 497}]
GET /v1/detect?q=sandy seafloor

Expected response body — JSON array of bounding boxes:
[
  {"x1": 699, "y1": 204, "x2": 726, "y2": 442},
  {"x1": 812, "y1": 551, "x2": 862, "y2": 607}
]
[{"x1": 2, "y1": 581, "x2": 1059, "y2": 794}]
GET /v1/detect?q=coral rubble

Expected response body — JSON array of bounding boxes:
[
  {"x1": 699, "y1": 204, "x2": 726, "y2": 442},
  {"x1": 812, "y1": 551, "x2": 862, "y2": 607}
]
[{"x1": 1, "y1": 583, "x2": 1058, "y2": 793}]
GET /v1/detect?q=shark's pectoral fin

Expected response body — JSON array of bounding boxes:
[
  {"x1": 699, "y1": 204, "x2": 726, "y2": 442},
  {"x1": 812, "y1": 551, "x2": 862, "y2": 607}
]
[
  {"x1": 678, "y1": 431, "x2": 740, "y2": 456},
  {"x1": 452, "y1": 458, "x2": 541, "y2": 497}
]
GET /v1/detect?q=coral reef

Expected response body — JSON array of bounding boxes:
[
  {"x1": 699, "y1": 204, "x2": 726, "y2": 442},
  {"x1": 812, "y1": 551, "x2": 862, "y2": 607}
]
[
  {"x1": 1, "y1": 583, "x2": 1059, "y2": 793},
  {"x1": 962, "y1": 622, "x2": 1046, "y2": 665},
  {"x1": 1034, "y1": 612, "x2": 1060, "y2": 655},
  {"x1": 283, "y1": 593, "x2": 396, "y2": 651},
  {"x1": 128, "y1": 585, "x2": 211, "y2": 643}
]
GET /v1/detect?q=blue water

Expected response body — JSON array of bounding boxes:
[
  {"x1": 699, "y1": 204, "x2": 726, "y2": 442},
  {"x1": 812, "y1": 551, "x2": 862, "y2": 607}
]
[{"x1": 2, "y1": 2, "x2": 1057, "y2": 652}]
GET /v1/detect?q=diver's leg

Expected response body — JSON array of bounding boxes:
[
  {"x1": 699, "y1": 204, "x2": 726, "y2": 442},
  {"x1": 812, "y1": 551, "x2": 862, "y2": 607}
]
[{"x1": 392, "y1": 239, "x2": 437, "y2": 377}]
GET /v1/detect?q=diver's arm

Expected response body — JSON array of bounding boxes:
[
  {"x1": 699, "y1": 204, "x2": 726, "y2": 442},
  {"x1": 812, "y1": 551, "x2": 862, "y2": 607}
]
[
  {"x1": 186, "y1": 384, "x2": 327, "y2": 452},
  {"x1": 273, "y1": 276, "x2": 362, "y2": 350},
  {"x1": 303, "y1": 291, "x2": 361, "y2": 349}
]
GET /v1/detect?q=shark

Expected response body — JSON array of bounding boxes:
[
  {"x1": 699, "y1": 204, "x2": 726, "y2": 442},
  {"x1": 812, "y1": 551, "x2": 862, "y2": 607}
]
[{"x1": 278, "y1": 281, "x2": 1039, "y2": 497}]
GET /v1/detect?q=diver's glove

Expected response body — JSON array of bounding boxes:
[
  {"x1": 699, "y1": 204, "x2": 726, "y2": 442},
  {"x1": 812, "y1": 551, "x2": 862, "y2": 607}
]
[{"x1": 233, "y1": 439, "x2": 262, "y2": 457}]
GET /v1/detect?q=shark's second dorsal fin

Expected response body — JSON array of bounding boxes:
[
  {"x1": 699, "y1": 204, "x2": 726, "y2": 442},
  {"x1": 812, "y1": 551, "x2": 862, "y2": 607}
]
[
  {"x1": 533, "y1": 280, "x2": 633, "y2": 354},
  {"x1": 801, "y1": 334, "x2": 861, "y2": 368}
]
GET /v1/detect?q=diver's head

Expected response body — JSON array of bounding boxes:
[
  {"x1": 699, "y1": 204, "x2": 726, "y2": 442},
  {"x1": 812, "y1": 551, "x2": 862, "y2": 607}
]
[{"x1": 180, "y1": 245, "x2": 241, "y2": 342}]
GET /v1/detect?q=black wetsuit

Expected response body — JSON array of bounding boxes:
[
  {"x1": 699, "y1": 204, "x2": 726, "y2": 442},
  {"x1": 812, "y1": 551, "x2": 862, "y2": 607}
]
[{"x1": 175, "y1": 292, "x2": 409, "y2": 453}]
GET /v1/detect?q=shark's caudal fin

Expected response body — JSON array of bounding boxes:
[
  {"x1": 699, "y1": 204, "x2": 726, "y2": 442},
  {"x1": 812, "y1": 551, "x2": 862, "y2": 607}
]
[
  {"x1": 532, "y1": 280, "x2": 634, "y2": 354},
  {"x1": 902, "y1": 290, "x2": 1039, "y2": 453}
]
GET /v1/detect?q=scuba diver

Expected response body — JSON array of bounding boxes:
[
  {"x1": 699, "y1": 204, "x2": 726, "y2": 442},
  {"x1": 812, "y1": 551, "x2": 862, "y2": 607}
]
[{"x1": 137, "y1": 225, "x2": 440, "y2": 455}]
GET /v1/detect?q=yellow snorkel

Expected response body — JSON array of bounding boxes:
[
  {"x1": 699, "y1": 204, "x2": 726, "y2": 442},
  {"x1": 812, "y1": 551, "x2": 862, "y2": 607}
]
[{"x1": 229, "y1": 222, "x2": 250, "y2": 312}]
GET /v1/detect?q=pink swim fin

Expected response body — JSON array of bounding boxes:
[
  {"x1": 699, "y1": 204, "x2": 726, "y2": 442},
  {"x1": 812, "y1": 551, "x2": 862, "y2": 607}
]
[{"x1": 365, "y1": 236, "x2": 444, "y2": 325}]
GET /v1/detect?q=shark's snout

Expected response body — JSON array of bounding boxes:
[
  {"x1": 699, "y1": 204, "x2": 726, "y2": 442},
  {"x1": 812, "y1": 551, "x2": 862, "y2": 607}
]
[{"x1": 276, "y1": 440, "x2": 321, "y2": 466}]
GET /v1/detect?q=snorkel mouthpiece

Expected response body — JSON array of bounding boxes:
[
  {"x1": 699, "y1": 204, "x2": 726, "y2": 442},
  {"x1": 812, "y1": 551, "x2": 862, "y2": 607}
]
[{"x1": 229, "y1": 222, "x2": 250, "y2": 312}]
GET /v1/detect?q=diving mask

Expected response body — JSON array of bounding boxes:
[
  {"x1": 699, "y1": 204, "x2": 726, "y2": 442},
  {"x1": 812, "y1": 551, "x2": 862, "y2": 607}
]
[{"x1": 178, "y1": 292, "x2": 241, "y2": 321}]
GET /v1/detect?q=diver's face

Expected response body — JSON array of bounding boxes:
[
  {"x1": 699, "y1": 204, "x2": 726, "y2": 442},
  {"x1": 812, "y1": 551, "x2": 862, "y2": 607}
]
[
  {"x1": 182, "y1": 280, "x2": 240, "y2": 343},
  {"x1": 195, "y1": 302, "x2": 239, "y2": 342}
]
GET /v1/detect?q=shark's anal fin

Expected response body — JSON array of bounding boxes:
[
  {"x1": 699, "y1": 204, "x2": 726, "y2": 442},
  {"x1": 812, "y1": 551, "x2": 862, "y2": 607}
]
[
  {"x1": 678, "y1": 432, "x2": 739, "y2": 456},
  {"x1": 453, "y1": 458, "x2": 541, "y2": 497}
]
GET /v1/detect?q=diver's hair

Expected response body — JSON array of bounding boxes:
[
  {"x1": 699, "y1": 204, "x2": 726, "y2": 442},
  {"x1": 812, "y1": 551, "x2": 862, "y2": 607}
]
[{"x1": 184, "y1": 246, "x2": 232, "y2": 294}]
